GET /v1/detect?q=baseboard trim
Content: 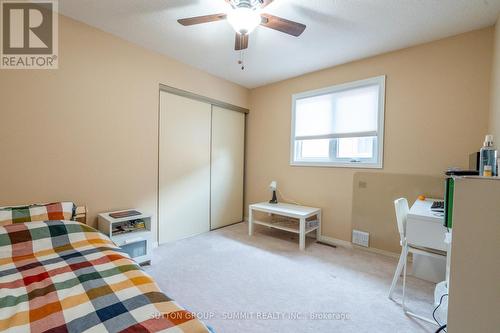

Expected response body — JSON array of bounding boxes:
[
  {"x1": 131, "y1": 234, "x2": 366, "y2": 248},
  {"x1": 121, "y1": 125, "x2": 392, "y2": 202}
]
[
  {"x1": 319, "y1": 235, "x2": 400, "y2": 258},
  {"x1": 318, "y1": 235, "x2": 353, "y2": 248},
  {"x1": 353, "y1": 244, "x2": 400, "y2": 259},
  {"x1": 210, "y1": 220, "x2": 245, "y2": 231}
]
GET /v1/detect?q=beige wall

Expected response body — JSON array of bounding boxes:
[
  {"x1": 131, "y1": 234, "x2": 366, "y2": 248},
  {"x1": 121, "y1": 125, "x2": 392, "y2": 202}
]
[
  {"x1": 352, "y1": 173, "x2": 444, "y2": 253},
  {"x1": 491, "y1": 16, "x2": 500, "y2": 141},
  {"x1": 0, "y1": 15, "x2": 249, "y2": 238},
  {"x1": 246, "y1": 28, "x2": 493, "y2": 251}
]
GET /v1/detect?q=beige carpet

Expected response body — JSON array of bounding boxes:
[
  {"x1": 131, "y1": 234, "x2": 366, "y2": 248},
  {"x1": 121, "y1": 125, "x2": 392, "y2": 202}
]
[{"x1": 145, "y1": 222, "x2": 440, "y2": 333}]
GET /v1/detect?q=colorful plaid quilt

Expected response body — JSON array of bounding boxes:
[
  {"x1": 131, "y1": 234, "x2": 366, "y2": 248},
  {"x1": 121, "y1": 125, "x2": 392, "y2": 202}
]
[
  {"x1": 0, "y1": 202, "x2": 76, "y2": 226},
  {"x1": 0, "y1": 221, "x2": 210, "y2": 333}
]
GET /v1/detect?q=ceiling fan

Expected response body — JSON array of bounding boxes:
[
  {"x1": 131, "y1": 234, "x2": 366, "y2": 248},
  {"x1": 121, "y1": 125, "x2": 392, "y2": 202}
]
[{"x1": 177, "y1": 0, "x2": 306, "y2": 52}]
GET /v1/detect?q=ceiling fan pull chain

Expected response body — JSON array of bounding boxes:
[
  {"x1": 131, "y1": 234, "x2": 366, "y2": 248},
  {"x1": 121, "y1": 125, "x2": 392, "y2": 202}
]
[{"x1": 238, "y1": 50, "x2": 245, "y2": 70}]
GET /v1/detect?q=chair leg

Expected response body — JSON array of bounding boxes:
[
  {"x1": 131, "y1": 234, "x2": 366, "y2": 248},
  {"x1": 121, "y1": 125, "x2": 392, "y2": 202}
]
[
  {"x1": 399, "y1": 246, "x2": 440, "y2": 326},
  {"x1": 388, "y1": 247, "x2": 406, "y2": 300},
  {"x1": 402, "y1": 246, "x2": 408, "y2": 311}
]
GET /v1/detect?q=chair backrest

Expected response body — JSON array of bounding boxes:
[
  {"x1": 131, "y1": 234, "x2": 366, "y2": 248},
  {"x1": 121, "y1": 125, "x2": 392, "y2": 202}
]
[{"x1": 394, "y1": 198, "x2": 410, "y2": 240}]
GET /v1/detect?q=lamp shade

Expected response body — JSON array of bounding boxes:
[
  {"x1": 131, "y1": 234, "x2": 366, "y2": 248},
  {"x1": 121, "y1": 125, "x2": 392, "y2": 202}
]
[{"x1": 269, "y1": 181, "x2": 277, "y2": 191}]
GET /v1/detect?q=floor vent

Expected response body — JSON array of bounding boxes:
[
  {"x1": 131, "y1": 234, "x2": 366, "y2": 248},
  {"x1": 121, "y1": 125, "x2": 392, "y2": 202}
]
[{"x1": 352, "y1": 230, "x2": 369, "y2": 247}]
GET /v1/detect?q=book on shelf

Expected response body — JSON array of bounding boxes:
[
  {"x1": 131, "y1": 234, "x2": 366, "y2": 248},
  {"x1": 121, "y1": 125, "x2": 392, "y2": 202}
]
[
  {"x1": 112, "y1": 223, "x2": 146, "y2": 235},
  {"x1": 109, "y1": 210, "x2": 141, "y2": 219}
]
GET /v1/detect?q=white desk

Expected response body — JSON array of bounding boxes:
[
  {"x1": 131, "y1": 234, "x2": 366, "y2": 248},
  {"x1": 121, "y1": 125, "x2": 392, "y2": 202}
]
[
  {"x1": 406, "y1": 199, "x2": 450, "y2": 324},
  {"x1": 407, "y1": 199, "x2": 447, "y2": 252},
  {"x1": 406, "y1": 198, "x2": 450, "y2": 288},
  {"x1": 248, "y1": 202, "x2": 321, "y2": 250}
]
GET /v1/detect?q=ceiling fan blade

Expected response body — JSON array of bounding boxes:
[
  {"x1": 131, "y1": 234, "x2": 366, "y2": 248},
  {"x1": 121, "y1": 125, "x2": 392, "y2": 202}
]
[
  {"x1": 235, "y1": 33, "x2": 249, "y2": 50},
  {"x1": 260, "y1": 13, "x2": 306, "y2": 37},
  {"x1": 224, "y1": 0, "x2": 236, "y2": 8},
  {"x1": 178, "y1": 13, "x2": 227, "y2": 26},
  {"x1": 259, "y1": 0, "x2": 274, "y2": 8}
]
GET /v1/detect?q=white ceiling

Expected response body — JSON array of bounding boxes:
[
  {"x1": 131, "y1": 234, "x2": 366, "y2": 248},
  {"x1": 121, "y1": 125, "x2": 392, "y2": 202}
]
[{"x1": 59, "y1": 0, "x2": 500, "y2": 88}]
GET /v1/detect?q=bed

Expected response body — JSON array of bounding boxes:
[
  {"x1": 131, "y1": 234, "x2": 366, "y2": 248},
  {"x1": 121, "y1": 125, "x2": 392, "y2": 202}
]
[{"x1": 0, "y1": 203, "x2": 210, "y2": 333}]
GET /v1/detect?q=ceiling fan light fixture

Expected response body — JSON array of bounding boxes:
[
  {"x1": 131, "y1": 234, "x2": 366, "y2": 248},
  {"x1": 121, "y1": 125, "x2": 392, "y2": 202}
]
[{"x1": 227, "y1": 7, "x2": 261, "y2": 35}]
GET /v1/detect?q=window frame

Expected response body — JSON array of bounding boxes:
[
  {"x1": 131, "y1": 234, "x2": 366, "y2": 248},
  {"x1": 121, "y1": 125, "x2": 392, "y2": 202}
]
[{"x1": 290, "y1": 75, "x2": 386, "y2": 169}]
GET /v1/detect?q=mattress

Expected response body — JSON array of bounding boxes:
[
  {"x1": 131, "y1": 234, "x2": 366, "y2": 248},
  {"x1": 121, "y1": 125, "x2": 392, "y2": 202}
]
[{"x1": 0, "y1": 220, "x2": 209, "y2": 333}]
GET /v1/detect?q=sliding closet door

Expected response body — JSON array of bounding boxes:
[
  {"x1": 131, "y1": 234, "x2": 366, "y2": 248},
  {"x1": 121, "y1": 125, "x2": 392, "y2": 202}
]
[
  {"x1": 210, "y1": 106, "x2": 245, "y2": 229},
  {"x1": 159, "y1": 91, "x2": 211, "y2": 244}
]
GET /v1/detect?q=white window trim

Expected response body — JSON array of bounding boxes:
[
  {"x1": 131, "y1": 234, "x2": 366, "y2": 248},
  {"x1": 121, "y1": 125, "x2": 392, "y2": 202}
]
[{"x1": 290, "y1": 75, "x2": 386, "y2": 169}]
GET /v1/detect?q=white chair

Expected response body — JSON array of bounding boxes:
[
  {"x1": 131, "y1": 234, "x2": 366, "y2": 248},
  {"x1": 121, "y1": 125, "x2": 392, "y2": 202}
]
[
  {"x1": 388, "y1": 198, "x2": 410, "y2": 302},
  {"x1": 388, "y1": 198, "x2": 440, "y2": 325}
]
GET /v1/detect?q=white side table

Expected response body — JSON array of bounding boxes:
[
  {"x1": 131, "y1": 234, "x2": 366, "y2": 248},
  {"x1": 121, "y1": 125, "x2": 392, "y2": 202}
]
[
  {"x1": 248, "y1": 202, "x2": 321, "y2": 250},
  {"x1": 98, "y1": 210, "x2": 152, "y2": 265}
]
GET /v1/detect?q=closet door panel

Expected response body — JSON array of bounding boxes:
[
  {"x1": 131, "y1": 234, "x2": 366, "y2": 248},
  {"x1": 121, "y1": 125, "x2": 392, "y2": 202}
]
[
  {"x1": 159, "y1": 91, "x2": 211, "y2": 244},
  {"x1": 210, "y1": 106, "x2": 245, "y2": 229}
]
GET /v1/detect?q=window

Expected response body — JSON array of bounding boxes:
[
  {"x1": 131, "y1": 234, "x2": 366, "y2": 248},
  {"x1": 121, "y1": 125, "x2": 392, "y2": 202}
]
[{"x1": 291, "y1": 76, "x2": 385, "y2": 168}]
